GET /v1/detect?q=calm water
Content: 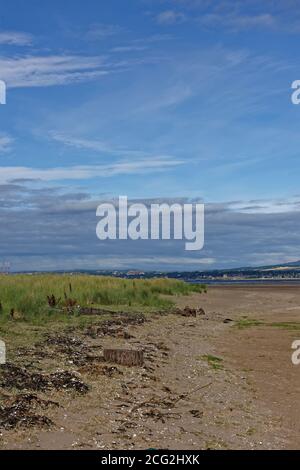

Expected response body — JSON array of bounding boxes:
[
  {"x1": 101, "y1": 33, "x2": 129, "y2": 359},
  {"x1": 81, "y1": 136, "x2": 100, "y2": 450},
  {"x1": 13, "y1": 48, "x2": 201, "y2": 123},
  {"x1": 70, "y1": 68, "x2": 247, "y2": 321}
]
[{"x1": 186, "y1": 279, "x2": 300, "y2": 286}]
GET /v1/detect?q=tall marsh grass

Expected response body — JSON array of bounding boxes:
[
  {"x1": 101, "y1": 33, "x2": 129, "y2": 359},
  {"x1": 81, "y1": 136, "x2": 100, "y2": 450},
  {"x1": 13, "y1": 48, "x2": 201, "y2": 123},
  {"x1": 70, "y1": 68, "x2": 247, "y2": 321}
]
[{"x1": 0, "y1": 274, "x2": 205, "y2": 322}]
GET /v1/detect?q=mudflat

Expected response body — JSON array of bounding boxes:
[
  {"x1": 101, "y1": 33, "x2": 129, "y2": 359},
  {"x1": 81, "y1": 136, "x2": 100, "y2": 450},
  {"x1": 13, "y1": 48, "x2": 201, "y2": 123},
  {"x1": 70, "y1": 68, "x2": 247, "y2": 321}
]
[{"x1": 0, "y1": 285, "x2": 299, "y2": 450}]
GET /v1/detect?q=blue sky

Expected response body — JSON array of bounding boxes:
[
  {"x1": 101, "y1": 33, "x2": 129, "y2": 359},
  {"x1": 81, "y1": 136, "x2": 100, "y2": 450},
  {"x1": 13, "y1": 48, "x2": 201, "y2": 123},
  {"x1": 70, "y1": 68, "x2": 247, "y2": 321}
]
[{"x1": 1, "y1": 0, "x2": 300, "y2": 271}]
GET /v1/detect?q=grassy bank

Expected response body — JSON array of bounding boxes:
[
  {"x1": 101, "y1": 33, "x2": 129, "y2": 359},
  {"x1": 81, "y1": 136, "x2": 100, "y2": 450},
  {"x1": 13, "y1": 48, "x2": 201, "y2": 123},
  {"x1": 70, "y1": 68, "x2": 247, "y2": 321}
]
[{"x1": 0, "y1": 274, "x2": 205, "y2": 323}]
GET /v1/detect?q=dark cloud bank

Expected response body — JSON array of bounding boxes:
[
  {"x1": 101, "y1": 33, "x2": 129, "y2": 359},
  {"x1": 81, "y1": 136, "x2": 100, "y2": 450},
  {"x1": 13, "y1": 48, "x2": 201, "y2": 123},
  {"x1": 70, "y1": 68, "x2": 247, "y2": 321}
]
[{"x1": 1, "y1": 183, "x2": 300, "y2": 271}]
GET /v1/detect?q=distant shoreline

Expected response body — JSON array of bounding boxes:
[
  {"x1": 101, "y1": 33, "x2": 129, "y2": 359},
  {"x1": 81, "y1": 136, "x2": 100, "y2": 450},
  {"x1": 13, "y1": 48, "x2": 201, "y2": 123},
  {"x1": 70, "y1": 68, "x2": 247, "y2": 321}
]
[{"x1": 187, "y1": 279, "x2": 300, "y2": 286}]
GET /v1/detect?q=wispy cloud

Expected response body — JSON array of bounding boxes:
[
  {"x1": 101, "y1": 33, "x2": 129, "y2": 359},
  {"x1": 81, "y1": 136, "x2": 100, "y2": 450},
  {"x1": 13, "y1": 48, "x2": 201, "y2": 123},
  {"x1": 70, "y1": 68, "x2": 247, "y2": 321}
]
[
  {"x1": 49, "y1": 132, "x2": 149, "y2": 158},
  {"x1": 0, "y1": 55, "x2": 109, "y2": 88},
  {"x1": 86, "y1": 23, "x2": 123, "y2": 40},
  {"x1": 0, "y1": 49, "x2": 161, "y2": 89},
  {"x1": 50, "y1": 132, "x2": 113, "y2": 153},
  {"x1": 0, "y1": 158, "x2": 184, "y2": 183},
  {"x1": 111, "y1": 45, "x2": 148, "y2": 53},
  {"x1": 153, "y1": 2, "x2": 282, "y2": 32},
  {"x1": 200, "y1": 12, "x2": 276, "y2": 31},
  {"x1": 156, "y1": 10, "x2": 186, "y2": 25},
  {"x1": 0, "y1": 30, "x2": 33, "y2": 46},
  {"x1": 0, "y1": 135, "x2": 14, "y2": 153}
]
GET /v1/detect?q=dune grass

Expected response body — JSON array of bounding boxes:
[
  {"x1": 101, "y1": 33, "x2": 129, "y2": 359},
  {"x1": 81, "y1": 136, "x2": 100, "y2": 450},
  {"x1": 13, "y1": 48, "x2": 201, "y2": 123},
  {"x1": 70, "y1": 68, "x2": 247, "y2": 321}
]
[{"x1": 0, "y1": 274, "x2": 205, "y2": 324}]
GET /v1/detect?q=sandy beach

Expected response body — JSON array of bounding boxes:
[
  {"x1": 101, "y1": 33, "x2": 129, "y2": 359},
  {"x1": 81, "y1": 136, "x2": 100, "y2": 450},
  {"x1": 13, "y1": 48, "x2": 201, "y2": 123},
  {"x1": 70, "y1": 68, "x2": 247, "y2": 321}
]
[{"x1": 0, "y1": 285, "x2": 299, "y2": 450}]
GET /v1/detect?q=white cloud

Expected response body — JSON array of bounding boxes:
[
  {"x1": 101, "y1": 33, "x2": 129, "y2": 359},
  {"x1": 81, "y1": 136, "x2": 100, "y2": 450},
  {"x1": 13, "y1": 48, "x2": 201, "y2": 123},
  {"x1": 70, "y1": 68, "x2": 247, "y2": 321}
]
[
  {"x1": 0, "y1": 50, "x2": 157, "y2": 89},
  {"x1": 156, "y1": 10, "x2": 186, "y2": 25},
  {"x1": 0, "y1": 135, "x2": 13, "y2": 153},
  {"x1": 0, "y1": 31, "x2": 33, "y2": 46},
  {"x1": 111, "y1": 45, "x2": 148, "y2": 53},
  {"x1": 0, "y1": 158, "x2": 184, "y2": 182},
  {"x1": 86, "y1": 23, "x2": 123, "y2": 40},
  {"x1": 89, "y1": 256, "x2": 216, "y2": 267},
  {"x1": 228, "y1": 197, "x2": 300, "y2": 214},
  {"x1": 49, "y1": 132, "x2": 151, "y2": 158},
  {"x1": 200, "y1": 12, "x2": 276, "y2": 31},
  {"x1": 50, "y1": 132, "x2": 112, "y2": 153},
  {"x1": 0, "y1": 55, "x2": 108, "y2": 88}
]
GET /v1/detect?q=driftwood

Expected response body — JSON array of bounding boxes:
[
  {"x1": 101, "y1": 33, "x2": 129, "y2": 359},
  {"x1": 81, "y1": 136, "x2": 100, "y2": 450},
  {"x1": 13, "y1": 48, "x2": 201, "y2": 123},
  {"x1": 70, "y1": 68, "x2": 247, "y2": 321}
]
[{"x1": 103, "y1": 348, "x2": 144, "y2": 366}]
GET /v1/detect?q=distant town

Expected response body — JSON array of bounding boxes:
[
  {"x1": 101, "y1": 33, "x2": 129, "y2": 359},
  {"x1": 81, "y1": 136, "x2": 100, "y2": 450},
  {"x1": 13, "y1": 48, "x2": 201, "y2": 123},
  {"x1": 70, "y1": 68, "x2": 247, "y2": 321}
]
[{"x1": 10, "y1": 260, "x2": 300, "y2": 283}]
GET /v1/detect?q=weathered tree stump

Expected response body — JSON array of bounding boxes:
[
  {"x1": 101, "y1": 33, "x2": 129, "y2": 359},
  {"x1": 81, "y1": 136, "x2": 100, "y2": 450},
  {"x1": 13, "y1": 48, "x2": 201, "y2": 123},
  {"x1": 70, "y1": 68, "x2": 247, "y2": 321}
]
[{"x1": 103, "y1": 348, "x2": 144, "y2": 366}]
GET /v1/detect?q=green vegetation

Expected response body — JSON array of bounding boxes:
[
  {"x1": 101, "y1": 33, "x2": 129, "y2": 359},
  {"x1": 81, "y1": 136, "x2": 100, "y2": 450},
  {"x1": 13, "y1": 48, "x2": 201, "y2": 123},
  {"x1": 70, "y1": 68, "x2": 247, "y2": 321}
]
[
  {"x1": 234, "y1": 317, "x2": 300, "y2": 331},
  {"x1": 234, "y1": 318, "x2": 263, "y2": 329},
  {"x1": 201, "y1": 354, "x2": 224, "y2": 370},
  {"x1": 269, "y1": 321, "x2": 300, "y2": 330},
  {"x1": 0, "y1": 274, "x2": 205, "y2": 323},
  {"x1": 246, "y1": 427, "x2": 256, "y2": 436}
]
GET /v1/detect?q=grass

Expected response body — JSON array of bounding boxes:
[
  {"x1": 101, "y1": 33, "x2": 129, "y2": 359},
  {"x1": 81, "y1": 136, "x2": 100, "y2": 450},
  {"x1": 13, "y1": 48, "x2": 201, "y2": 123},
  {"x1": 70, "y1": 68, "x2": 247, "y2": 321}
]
[
  {"x1": 234, "y1": 317, "x2": 300, "y2": 331},
  {"x1": 201, "y1": 354, "x2": 224, "y2": 370},
  {"x1": 0, "y1": 274, "x2": 206, "y2": 324},
  {"x1": 234, "y1": 318, "x2": 263, "y2": 329},
  {"x1": 269, "y1": 321, "x2": 300, "y2": 331}
]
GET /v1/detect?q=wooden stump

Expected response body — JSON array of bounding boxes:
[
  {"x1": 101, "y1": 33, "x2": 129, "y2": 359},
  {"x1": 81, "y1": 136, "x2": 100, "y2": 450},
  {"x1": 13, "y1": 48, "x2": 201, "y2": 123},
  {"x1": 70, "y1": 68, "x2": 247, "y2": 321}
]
[{"x1": 103, "y1": 348, "x2": 144, "y2": 366}]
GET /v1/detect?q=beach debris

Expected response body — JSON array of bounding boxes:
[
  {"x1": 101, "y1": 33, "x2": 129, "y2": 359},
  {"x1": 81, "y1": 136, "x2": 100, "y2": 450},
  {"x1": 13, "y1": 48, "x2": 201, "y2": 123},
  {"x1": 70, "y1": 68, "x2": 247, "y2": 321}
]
[
  {"x1": 141, "y1": 409, "x2": 182, "y2": 423},
  {"x1": 40, "y1": 333, "x2": 103, "y2": 366},
  {"x1": 0, "y1": 405, "x2": 53, "y2": 430},
  {"x1": 44, "y1": 333, "x2": 83, "y2": 349},
  {"x1": 173, "y1": 306, "x2": 196, "y2": 317},
  {"x1": 172, "y1": 306, "x2": 206, "y2": 317},
  {"x1": 0, "y1": 393, "x2": 58, "y2": 429},
  {"x1": 197, "y1": 308, "x2": 206, "y2": 315},
  {"x1": 189, "y1": 409, "x2": 203, "y2": 418},
  {"x1": 223, "y1": 318, "x2": 233, "y2": 323},
  {"x1": 79, "y1": 364, "x2": 123, "y2": 377},
  {"x1": 103, "y1": 348, "x2": 144, "y2": 367},
  {"x1": 181, "y1": 307, "x2": 197, "y2": 317},
  {"x1": 0, "y1": 363, "x2": 89, "y2": 394},
  {"x1": 84, "y1": 313, "x2": 145, "y2": 338},
  {"x1": 129, "y1": 382, "x2": 212, "y2": 424},
  {"x1": 101, "y1": 366, "x2": 123, "y2": 377},
  {"x1": 49, "y1": 370, "x2": 89, "y2": 393},
  {"x1": 12, "y1": 393, "x2": 59, "y2": 409},
  {"x1": 0, "y1": 363, "x2": 48, "y2": 391}
]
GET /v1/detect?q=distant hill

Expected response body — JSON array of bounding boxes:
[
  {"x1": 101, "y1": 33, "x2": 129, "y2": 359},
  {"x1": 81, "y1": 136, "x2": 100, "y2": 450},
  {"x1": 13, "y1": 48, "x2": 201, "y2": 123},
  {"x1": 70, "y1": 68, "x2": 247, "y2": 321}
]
[{"x1": 13, "y1": 260, "x2": 300, "y2": 279}]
